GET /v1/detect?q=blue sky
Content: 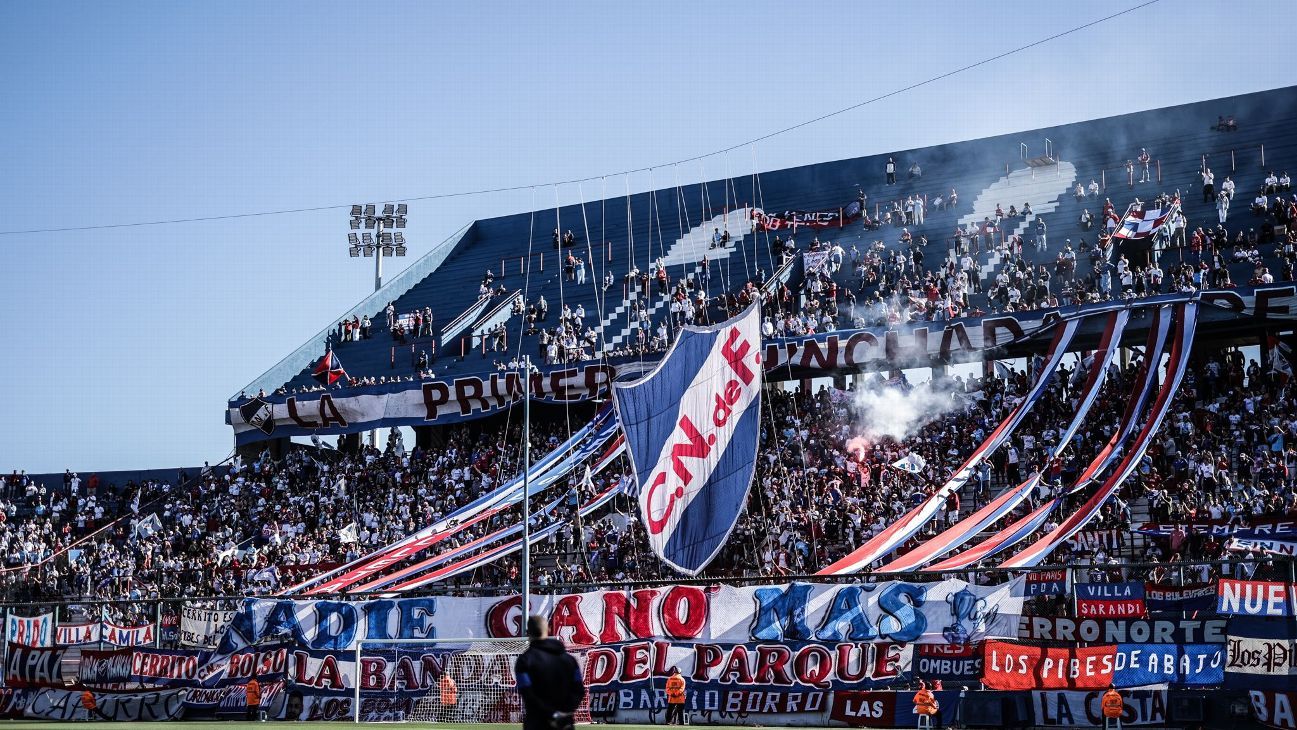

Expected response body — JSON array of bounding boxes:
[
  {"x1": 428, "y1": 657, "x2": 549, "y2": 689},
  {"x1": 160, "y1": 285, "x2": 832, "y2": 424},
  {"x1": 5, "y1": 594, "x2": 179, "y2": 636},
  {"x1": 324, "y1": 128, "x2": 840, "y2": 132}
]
[{"x1": 0, "y1": 1, "x2": 1286, "y2": 473}]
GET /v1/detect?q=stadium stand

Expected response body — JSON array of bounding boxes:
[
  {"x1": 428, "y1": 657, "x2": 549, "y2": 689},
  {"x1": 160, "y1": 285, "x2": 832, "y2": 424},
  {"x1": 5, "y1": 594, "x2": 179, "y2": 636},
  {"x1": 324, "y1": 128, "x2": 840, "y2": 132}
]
[
  {"x1": 5, "y1": 86, "x2": 1296, "y2": 605},
  {"x1": 234, "y1": 87, "x2": 1296, "y2": 398}
]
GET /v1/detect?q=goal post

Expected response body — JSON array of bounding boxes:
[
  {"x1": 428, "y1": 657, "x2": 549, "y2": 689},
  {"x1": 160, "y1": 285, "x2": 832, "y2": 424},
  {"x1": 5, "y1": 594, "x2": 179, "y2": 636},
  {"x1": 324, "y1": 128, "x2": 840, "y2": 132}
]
[{"x1": 351, "y1": 636, "x2": 593, "y2": 724}]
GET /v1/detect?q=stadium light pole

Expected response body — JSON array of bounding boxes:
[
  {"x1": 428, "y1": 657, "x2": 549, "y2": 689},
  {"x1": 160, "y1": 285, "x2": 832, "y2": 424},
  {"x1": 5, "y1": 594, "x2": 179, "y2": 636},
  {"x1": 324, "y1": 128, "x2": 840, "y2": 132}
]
[
  {"x1": 348, "y1": 204, "x2": 408, "y2": 449},
  {"x1": 521, "y1": 355, "x2": 531, "y2": 635}
]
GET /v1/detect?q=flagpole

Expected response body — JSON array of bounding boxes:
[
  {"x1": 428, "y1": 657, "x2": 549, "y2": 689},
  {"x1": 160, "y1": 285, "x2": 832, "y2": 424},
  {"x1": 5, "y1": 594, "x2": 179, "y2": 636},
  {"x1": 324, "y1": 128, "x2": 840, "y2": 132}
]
[{"x1": 521, "y1": 355, "x2": 531, "y2": 636}]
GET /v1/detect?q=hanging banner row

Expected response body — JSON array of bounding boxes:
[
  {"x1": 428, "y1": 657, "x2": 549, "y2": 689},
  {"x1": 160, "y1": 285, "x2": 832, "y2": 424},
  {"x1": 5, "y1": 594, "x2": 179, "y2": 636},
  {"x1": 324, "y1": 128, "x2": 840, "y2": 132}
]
[{"x1": 229, "y1": 287, "x2": 1297, "y2": 443}]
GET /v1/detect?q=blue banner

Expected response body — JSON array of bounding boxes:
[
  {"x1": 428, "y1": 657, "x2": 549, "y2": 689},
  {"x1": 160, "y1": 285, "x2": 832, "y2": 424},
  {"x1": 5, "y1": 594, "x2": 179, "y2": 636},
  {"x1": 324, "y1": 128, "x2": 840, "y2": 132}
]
[
  {"x1": 615, "y1": 304, "x2": 763, "y2": 575},
  {"x1": 1025, "y1": 570, "x2": 1069, "y2": 597},
  {"x1": 1114, "y1": 644, "x2": 1223, "y2": 687},
  {"x1": 1144, "y1": 582, "x2": 1217, "y2": 612}
]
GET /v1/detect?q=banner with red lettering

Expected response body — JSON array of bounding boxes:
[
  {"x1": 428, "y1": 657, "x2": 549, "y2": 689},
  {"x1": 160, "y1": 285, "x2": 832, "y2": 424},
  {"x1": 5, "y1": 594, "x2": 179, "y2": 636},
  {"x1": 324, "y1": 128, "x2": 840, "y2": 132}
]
[
  {"x1": 5, "y1": 614, "x2": 53, "y2": 648},
  {"x1": 615, "y1": 303, "x2": 763, "y2": 575},
  {"x1": 101, "y1": 622, "x2": 155, "y2": 647},
  {"x1": 221, "y1": 579, "x2": 1027, "y2": 653},
  {"x1": 55, "y1": 622, "x2": 100, "y2": 646}
]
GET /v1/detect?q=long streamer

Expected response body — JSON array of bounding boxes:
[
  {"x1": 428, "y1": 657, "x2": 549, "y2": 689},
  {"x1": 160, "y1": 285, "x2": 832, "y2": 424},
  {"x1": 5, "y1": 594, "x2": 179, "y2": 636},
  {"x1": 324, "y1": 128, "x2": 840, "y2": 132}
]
[
  {"x1": 878, "y1": 309, "x2": 1131, "y2": 572},
  {"x1": 348, "y1": 439, "x2": 627, "y2": 592},
  {"x1": 999, "y1": 301, "x2": 1197, "y2": 568},
  {"x1": 815, "y1": 316, "x2": 1081, "y2": 575},
  {"x1": 381, "y1": 481, "x2": 625, "y2": 592},
  {"x1": 287, "y1": 405, "x2": 618, "y2": 595},
  {"x1": 925, "y1": 305, "x2": 1174, "y2": 571}
]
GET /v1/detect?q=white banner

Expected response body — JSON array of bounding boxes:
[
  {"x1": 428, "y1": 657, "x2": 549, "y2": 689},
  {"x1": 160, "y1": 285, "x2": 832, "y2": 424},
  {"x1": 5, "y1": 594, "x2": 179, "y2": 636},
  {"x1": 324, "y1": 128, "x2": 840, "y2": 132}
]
[
  {"x1": 218, "y1": 577, "x2": 1025, "y2": 652},
  {"x1": 101, "y1": 622, "x2": 155, "y2": 647},
  {"x1": 179, "y1": 607, "x2": 235, "y2": 649},
  {"x1": 54, "y1": 623, "x2": 100, "y2": 646},
  {"x1": 802, "y1": 250, "x2": 831, "y2": 273},
  {"x1": 1032, "y1": 688, "x2": 1168, "y2": 727},
  {"x1": 6, "y1": 614, "x2": 53, "y2": 648},
  {"x1": 24, "y1": 687, "x2": 186, "y2": 721}
]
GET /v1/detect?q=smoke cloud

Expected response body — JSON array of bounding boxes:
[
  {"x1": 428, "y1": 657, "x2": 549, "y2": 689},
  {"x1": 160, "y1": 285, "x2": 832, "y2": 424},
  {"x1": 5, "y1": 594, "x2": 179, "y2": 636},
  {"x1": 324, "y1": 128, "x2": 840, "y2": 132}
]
[{"x1": 848, "y1": 377, "x2": 968, "y2": 450}]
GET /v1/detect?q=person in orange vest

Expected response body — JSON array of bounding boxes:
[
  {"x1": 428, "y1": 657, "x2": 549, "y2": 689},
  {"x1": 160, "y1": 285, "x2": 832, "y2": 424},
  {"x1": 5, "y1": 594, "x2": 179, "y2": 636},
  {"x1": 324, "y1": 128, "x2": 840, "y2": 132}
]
[
  {"x1": 440, "y1": 672, "x2": 459, "y2": 721},
  {"x1": 81, "y1": 689, "x2": 100, "y2": 721},
  {"x1": 246, "y1": 675, "x2": 262, "y2": 721},
  {"x1": 664, "y1": 667, "x2": 686, "y2": 725},
  {"x1": 913, "y1": 680, "x2": 938, "y2": 728},
  {"x1": 1101, "y1": 685, "x2": 1124, "y2": 729}
]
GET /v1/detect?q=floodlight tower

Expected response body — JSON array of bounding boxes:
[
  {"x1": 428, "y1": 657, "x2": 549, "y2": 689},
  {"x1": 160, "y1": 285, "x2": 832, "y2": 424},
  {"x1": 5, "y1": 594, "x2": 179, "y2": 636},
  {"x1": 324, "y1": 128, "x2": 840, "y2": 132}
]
[{"x1": 347, "y1": 203, "x2": 408, "y2": 292}]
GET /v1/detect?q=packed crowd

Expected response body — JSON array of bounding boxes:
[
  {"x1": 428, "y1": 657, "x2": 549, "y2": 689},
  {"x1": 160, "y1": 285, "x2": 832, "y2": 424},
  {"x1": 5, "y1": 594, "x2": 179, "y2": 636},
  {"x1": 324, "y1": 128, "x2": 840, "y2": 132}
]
[
  {"x1": 8, "y1": 336, "x2": 1297, "y2": 606},
  {"x1": 257, "y1": 147, "x2": 1297, "y2": 414}
]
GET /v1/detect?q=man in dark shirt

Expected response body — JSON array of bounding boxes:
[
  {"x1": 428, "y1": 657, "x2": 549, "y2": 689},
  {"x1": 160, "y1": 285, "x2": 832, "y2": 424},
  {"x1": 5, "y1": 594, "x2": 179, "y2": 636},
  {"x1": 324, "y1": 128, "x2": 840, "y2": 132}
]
[{"x1": 515, "y1": 616, "x2": 584, "y2": 730}]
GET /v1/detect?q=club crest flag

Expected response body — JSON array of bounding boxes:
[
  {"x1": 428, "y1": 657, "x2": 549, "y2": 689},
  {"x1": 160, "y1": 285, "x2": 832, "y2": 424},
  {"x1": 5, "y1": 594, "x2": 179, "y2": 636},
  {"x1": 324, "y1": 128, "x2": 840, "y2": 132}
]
[{"x1": 614, "y1": 303, "x2": 763, "y2": 575}]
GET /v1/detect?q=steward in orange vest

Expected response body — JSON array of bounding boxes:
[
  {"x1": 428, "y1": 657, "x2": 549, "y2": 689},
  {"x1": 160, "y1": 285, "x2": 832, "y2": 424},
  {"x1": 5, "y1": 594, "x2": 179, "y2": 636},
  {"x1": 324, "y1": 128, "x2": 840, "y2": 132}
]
[
  {"x1": 664, "y1": 668, "x2": 686, "y2": 726},
  {"x1": 1101, "y1": 686, "x2": 1124, "y2": 727},
  {"x1": 913, "y1": 680, "x2": 938, "y2": 717},
  {"x1": 440, "y1": 673, "x2": 458, "y2": 706}
]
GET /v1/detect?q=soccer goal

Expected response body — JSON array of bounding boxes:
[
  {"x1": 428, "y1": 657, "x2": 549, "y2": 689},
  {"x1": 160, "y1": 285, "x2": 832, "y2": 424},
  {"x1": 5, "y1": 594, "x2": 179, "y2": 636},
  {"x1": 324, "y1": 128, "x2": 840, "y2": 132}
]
[{"x1": 353, "y1": 637, "x2": 593, "y2": 724}]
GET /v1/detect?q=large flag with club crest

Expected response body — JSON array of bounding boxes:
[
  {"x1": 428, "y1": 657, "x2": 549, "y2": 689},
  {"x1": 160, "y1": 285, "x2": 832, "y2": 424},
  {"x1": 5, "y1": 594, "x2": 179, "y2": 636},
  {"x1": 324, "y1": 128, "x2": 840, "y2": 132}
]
[{"x1": 614, "y1": 303, "x2": 763, "y2": 575}]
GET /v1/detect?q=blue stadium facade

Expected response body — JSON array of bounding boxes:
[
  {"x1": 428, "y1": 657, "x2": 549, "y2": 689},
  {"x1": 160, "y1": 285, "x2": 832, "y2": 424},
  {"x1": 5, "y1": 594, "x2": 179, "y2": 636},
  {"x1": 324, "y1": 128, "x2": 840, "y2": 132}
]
[{"x1": 229, "y1": 85, "x2": 1297, "y2": 447}]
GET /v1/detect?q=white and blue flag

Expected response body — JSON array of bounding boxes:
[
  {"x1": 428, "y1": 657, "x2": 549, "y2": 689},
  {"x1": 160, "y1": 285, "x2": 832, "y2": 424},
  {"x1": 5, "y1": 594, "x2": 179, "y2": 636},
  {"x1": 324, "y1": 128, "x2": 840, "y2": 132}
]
[
  {"x1": 890, "y1": 453, "x2": 926, "y2": 475},
  {"x1": 614, "y1": 304, "x2": 763, "y2": 575}
]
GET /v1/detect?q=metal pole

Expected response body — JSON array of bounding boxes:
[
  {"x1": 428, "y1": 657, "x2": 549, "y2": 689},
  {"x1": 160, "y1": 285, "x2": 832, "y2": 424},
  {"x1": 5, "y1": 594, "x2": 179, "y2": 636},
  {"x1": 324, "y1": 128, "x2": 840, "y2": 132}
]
[
  {"x1": 374, "y1": 218, "x2": 385, "y2": 292},
  {"x1": 354, "y1": 640, "x2": 362, "y2": 723},
  {"x1": 154, "y1": 600, "x2": 162, "y2": 648},
  {"x1": 370, "y1": 215, "x2": 386, "y2": 449},
  {"x1": 521, "y1": 355, "x2": 532, "y2": 636}
]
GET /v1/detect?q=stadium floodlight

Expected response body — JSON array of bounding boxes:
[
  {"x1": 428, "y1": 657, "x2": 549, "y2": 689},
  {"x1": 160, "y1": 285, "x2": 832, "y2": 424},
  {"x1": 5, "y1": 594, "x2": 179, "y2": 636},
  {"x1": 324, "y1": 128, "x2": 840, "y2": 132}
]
[{"x1": 348, "y1": 202, "x2": 409, "y2": 294}]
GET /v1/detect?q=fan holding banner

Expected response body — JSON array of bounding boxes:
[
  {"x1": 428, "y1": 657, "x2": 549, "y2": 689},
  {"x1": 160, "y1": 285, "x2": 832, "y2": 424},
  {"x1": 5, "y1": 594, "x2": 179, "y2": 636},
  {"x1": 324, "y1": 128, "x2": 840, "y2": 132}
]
[{"x1": 614, "y1": 304, "x2": 763, "y2": 575}]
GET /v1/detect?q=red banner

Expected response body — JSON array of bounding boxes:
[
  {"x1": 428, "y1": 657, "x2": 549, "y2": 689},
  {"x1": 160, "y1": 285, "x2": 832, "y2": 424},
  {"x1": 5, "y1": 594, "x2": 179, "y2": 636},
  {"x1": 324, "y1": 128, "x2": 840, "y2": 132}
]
[
  {"x1": 982, "y1": 641, "x2": 1115, "y2": 690},
  {"x1": 830, "y1": 691, "x2": 899, "y2": 727}
]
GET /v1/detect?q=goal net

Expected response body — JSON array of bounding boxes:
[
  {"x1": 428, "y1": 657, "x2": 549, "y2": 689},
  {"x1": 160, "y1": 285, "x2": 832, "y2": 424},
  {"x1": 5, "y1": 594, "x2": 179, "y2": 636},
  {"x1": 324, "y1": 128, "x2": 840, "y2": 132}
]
[{"x1": 355, "y1": 637, "x2": 593, "y2": 724}]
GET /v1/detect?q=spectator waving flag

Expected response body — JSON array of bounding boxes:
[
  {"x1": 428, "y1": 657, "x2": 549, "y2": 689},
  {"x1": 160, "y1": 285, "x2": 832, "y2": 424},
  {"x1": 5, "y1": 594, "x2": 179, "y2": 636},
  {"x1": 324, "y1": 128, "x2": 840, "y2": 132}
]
[
  {"x1": 312, "y1": 348, "x2": 348, "y2": 386},
  {"x1": 891, "y1": 453, "x2": 927, "y2": 475},
  {"x1": 1111, "y1": 202, "x2": 1179, "y2": 240},
  {"x1": 133, "y1": 513, "x2": 162, "y2": 539},
  {"x1": 614, "y1": 303, "x2": 763, "y2": 575},
  {"x1": 337, "y1": 523, "x2": 359, "y2": 544}
]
